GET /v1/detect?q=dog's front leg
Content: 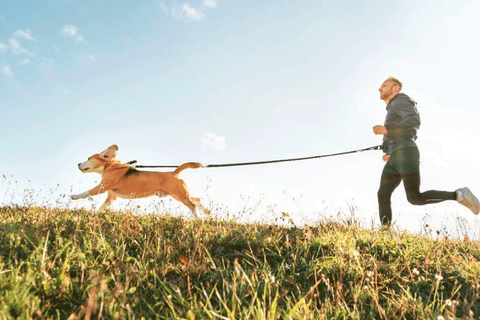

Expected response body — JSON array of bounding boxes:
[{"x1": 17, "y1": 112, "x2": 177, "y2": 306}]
[
  {"x1": 99, "y1": 192, "x2": 117, "y2": 211},
  {"x1": 71, "y1": 191, "x2": 90, "y2": 200},
  {"x1": 71, "y1": 184, "x2": 106, "y2": 201}
]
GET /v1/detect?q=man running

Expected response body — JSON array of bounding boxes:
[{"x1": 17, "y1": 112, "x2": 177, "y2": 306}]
[{"x1": 373, "y1": 77, "x2": 479, "y2": 226}]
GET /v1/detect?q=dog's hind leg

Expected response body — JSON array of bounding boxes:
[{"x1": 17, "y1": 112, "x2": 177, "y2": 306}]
[
  {"x1": 192, "y1": 197, "x2": 210, "y2": 217},
  {"x1": 184, "y1": 198, "x2": 199, "y2": 218},
  {"x1": 99, "y1": 192, "x2": 117, "y2": 211},
  {"x1": 170, "y1": 193, "x2": 199, "y2": 218}
]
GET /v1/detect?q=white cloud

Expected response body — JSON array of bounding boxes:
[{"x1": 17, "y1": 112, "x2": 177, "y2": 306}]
[
  {"x1": 62, "y1": 25, "x2": 77, "y2": 37},
  {"x1": 19, "y1": 59, "x2": 31, "y2": 65},
  {"x1": 1, "y1": 65, "x2": 13, "y2": 77},
  {"x1": 172, "y1": 4, "x2": 205, "y2": 21},
  {"x1": 8, "y1": 38, "x2": 33, "y2": 55},
  {"x1": 14, "y1": 28, "x2": 34, "y2": 41},
  {"x1": 202, "y1": 132, "x2": 226, "y2": 150},
  {"x1": 162, "y1": 1, "x2": 217, "y2": 21},
  {"x1": 183, "y1": 4, "x2": 204, "y2": 20},
  {"x1": 75, "y1": 34, "x2": 86, "y2": 43},
  {"x1": 62, "y1": 25, "x2": 86, "y2": 43},
  {"x1": 204, "y1": 0, "x2": 217, "y2": 8}
]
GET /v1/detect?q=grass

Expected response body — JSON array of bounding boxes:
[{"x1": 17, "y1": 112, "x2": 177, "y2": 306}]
[{"x1": 1, "y1": 205, "x2": 480, "y2": 319}]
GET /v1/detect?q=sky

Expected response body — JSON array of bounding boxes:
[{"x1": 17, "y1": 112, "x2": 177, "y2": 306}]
[{"x1": 1, "y1": 0, "x2": 480, "y2": 237}]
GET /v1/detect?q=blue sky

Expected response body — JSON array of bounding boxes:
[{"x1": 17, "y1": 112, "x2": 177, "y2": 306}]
[{"x1": 1, "y1": 0, "x2": 480, "y2": 234}]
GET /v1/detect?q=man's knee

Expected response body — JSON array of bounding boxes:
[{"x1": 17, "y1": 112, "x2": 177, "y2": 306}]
[{"x1": 407, "y1": 194, "x2": 424, "y2": 205}]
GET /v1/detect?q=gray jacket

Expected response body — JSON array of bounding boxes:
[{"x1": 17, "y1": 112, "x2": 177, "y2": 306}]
[{"x1": 382, "y1": 93, "x2": 421, "y2": 155}]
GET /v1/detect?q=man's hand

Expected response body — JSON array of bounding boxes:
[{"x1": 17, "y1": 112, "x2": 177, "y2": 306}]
[
  {"x1": 373, "y1": 126, "x2": 389, "y2": 161},
  {"x1": 373, "y1": 125, "x2": 388, "y2": 135}
]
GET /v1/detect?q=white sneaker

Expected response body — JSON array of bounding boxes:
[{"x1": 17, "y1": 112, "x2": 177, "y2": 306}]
[{"x1": 456, "y1": 187, "x2": 480, "y2": 215}]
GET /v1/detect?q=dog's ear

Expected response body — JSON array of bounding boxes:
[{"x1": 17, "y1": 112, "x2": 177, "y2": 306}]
[{"x1": 100, "y1": 145, "x2": 119, "y2": 160}]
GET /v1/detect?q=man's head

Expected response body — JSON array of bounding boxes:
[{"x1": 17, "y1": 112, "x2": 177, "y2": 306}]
[{"x1": 379, "y1": 77, "x2": 402, "y2": 103}]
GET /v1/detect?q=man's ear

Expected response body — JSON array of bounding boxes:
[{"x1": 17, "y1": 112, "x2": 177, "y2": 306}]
[{"x1": 100, "y1": 145, "x2": 119, "y2": 160}]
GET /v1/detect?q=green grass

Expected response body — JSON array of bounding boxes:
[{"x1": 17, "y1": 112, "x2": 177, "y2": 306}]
[{"x1": 0, "y1": 205, "x2": 479, "y2": 319}]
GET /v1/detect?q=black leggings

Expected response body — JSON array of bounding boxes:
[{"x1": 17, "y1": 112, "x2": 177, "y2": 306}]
[{"x1": 377, "y1": 147, "x2": 456, "y2": 226}]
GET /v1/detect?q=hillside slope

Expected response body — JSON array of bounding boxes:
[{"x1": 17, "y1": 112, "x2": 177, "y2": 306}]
[{"x1": 1, "y1": 206, "x2": 479, "y2": 319}]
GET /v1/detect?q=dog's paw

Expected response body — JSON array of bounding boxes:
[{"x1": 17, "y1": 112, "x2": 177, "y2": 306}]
[{"x1": 71, "y1": 194, "x2": 82, "y2": 200}]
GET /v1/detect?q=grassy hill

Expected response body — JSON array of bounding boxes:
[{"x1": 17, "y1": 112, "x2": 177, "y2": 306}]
[{"x1": 0, "y1": 205, "x2": 479, "y2": 319}]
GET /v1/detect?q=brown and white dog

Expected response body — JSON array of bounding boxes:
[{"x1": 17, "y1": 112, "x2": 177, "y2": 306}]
[{"x1": 71, "y1": 145, "x2": 207, "y2": 217}]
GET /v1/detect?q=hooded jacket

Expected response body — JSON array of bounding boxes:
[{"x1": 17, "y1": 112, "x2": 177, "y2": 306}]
[{"x1": 382, "y1": 93, "x2": 421, "y2": 155}]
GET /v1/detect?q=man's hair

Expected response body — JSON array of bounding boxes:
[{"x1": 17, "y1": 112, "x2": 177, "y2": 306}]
[{"x1": 386, "y1": 77, "x2": 402, "y2": 91}]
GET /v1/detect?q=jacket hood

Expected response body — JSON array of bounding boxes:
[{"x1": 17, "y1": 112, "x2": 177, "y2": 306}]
[{"x1": 388, "y1": 93, "x2": 416, "y2": 108}]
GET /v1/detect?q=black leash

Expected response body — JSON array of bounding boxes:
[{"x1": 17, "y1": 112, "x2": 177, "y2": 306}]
[{"x1": 126, "y1": 145, "x2": 382, "y2": 169}]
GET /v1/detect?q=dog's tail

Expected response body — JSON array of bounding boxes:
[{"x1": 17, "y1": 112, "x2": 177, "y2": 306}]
[{"x1": 174, "y1": 162, "x2": 204, "y2": 174}]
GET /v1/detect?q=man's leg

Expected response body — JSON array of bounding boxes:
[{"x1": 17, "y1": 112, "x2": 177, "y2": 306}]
[
  {"x1": 404, "y1": 174, "x2": 480, "y2": 213},
  {"x1": 377, "y1": 165, "x2": 402, "y2": 226},
  {"x1": 396, "y1": 147, "x2": 456, "y2": 205},
  {"x1": 402, "y1": 171, "x2": 456, "y2": 205}
]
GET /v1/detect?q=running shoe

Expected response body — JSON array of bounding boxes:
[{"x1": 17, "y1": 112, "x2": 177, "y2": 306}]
[{"x1": 456, "y1": 187, "x2": 480, "y2": 215}]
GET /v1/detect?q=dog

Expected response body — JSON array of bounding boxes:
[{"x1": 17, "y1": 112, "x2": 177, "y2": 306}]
[{"x1": 71, "y1": 144, "x2": 207, "y2": 217}]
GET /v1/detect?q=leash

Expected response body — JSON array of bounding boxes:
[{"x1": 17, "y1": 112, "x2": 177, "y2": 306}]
[{"x1": 126, "y1": 145, "x2": 383, "y2": 169}]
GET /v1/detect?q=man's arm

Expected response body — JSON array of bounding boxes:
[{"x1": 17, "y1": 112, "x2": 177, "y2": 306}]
[{"x1": 373, "y1": 125, "x2": 391, "y2": 162}]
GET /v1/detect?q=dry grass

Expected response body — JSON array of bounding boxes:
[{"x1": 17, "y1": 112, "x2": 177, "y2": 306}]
[{"x1": 0, "y1": 204, "x2": 479, "y2": 319}]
